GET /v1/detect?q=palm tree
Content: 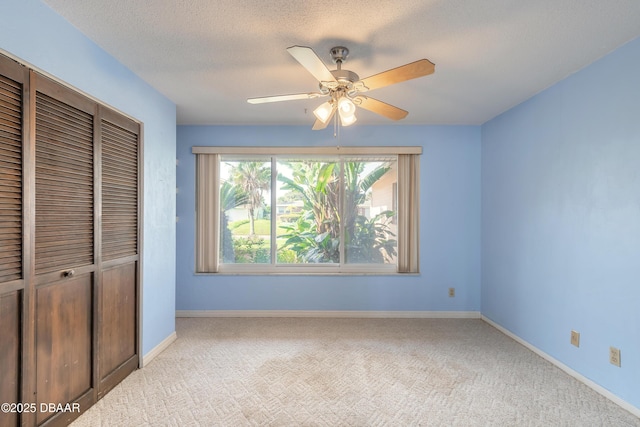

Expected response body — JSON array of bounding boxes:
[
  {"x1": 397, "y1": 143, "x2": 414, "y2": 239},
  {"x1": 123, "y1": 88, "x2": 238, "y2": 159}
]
[
  {"x1": 278, "y1": 160, "x2": 392, "y2": 263},
  {"x1": 342, "y1": 161, "x2": 390, "y2": 245},
  {"x1": 229, "y1": 161, "x2": 270, "y2": 235},
  {"x1": 278, "y1": 161, "x2": 340, "y2": 263}
]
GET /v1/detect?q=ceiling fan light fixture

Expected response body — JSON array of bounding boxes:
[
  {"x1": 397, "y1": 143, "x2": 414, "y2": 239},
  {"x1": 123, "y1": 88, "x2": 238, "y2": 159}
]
[
  {"x1": 337, "y1": 96, "x2": 357, "y2": 126},
  {"x1": 338, "y1": 96, "x2": 356, "y2": 116},
  {"x1": 313, "y1": 101, "x2": 334, "y2": 123},
  {"x1": 339, "y1": 110, "x2": 357, "y2": 126}
]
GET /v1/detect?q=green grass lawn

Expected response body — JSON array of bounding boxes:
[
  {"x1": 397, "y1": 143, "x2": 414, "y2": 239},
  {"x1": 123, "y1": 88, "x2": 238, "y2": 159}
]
[{"x1": 229, "y1": 219, "x2": 292, "y2": 236}]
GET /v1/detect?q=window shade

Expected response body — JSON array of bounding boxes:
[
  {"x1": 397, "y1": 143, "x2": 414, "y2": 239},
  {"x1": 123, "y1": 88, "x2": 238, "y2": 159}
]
[
  {"x1": 195, "y1": 153, "x2": 219, "y2": 273},
  {"x1": 397, "y1": 154, "x2": 420, "y2": 273}
]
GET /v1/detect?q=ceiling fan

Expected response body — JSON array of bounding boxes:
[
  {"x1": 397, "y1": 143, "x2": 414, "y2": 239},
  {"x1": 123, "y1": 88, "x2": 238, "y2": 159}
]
[{"x1": 247, "y1": 46, "x2": 435, "y2": 130}]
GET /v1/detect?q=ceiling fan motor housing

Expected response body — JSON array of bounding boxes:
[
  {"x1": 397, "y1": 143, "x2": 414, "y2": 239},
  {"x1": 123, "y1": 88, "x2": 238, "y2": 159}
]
[
  {"x1": 331, "y1": 69, "x2": 359, "y2": 84},
  {"x1": 323, "y1": 46, "x2": 359, "y2": 93}
]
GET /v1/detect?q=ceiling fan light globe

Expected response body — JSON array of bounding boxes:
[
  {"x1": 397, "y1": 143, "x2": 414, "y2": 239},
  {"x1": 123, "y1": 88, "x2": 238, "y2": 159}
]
[
  {"x1": 338, "y1": 97, "x2": 356, "y2": 116},
  {"x1": 339, "y1": 110, "x2": 357, "y2": 126},
  {"x1": 313, "y1": 101, "x2": 334, "y2": 123}
]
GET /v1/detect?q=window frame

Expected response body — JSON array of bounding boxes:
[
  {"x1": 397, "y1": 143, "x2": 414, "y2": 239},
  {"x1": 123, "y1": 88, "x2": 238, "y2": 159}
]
[{"x1": 193, "y1": 146, "x2": 421, "y2": 275}]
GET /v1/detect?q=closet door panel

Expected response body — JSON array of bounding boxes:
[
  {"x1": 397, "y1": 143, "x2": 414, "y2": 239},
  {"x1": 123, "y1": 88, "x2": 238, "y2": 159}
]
[
  {"x1": 35, "y1": 275, "x2": 92, "y2": 425},
  {"x1": 0, "y1": 70, "x2": 23, "y2": 283},
  {"x1": 0, "y1": 57, "x2": 25, "y2": 427},
  {"x1": 99, "y1": 262, "x2": 136, "y2": 395},
  {"x1": 101, "y1": 115, "x2": 139, "y2": 261},
  {"x1": 34, "y1": 75, "x2": 97, "y2": 425},
  {"x1": 0, "y1": 291, "x2": 21, "y2": 427},
  {"x1": 35, "y1": 90, "x2": 94, "y2": 276},
  {"x1": 98, "y1": 110, "x2": 140, "y2": 396}
]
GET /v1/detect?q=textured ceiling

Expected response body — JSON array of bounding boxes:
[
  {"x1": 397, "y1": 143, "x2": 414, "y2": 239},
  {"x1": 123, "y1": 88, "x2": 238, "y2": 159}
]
[{"x1": 43, "y1": 0, "x2": 640, "y2": 126}]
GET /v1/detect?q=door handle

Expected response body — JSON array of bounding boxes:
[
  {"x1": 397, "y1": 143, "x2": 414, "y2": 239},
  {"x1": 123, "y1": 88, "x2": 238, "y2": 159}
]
[{"x1": 62, "y1": 269, "x2": 75, "y2": 278}]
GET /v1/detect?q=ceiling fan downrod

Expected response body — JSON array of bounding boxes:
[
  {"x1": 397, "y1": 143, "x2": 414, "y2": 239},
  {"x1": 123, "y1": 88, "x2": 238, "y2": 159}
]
[{"x1": 328, "y1": 46, "x2": 359, "y2": 89}]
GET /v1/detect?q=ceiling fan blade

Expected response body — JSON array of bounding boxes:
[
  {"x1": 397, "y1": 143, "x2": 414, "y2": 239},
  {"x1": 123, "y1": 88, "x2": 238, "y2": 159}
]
[
  {"x1": 356, "y1": 59, "x2": 435, "y2": 92},
  {"x1": 247, "y1": 92, "x2": 325, "y2": 104},
  {"x1": 287, "y1": 45, "x2": 337, "y2": 84},
  {"x1": 353, "y1": 96, "x2": 408, "y2": 120},
  {"x1": 312, "y1": 107, "x2": 336, "y2": 130}
]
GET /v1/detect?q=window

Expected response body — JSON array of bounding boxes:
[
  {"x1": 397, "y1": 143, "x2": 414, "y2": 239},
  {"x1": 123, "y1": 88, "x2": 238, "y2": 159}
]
[{"x1": 194, "y1": 147, "x2": 420, "y2": 274}]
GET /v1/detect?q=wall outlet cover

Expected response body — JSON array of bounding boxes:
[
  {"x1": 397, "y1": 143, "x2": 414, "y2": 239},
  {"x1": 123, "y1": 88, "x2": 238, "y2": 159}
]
[
  {"x1": 570, "y1": 330, "x2": 580, "y2": 347},
  {"x1": 609, "y1": 347, "x2": 621, "y2": 367}
]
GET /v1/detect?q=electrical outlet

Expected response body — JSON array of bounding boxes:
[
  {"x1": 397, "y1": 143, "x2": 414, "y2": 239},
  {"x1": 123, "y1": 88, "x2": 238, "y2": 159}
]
[
  {"x1": 570, "y1": 330, "x2": 580, "y2": 347},
  {"x1": 609, "y1": 347, "x2": 621, "y2": 367},
  {"x1": 448, "y1": 288, "x2": 455, "y2": 297}
]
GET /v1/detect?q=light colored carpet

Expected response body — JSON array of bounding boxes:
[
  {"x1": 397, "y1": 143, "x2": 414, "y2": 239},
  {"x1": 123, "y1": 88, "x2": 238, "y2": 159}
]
[{"x1": 72, "y1": 318, "x2": 640, "y2": 426}]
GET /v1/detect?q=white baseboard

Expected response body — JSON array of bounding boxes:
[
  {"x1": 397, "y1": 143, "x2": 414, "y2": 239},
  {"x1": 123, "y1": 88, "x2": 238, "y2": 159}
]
[
  {"x1": 482, "y1": 315, "x2": 640, "y2": 418},
  {"x1": 141, "y1": 331, "x2": 177, "y2": 368},
  {"x1": 176, "y1": 310, "x2": 481, "y2": 319}
]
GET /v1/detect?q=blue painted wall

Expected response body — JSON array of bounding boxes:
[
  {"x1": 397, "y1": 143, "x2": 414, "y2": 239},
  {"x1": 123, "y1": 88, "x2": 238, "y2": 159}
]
[
  {"x1": 1, "y1": 1, "x2": 177, "y2": 355},
  {"x1": 176, "y1": 125, "x2": 481, "y2": 312},
  {"x1": 6, "y1": 0, "x2": 635, "y2": 414},
  {"x1": 482, "y1": 37, "x2": 640, "y2": 409}
]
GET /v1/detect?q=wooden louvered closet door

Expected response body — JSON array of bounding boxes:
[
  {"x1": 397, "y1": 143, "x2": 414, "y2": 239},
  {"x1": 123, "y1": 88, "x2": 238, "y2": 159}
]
[
  {"x1": 97, "y1": 108, "x2": 140, "y2": 397},
  {"x1": 0, "y1": 54, "x2": 27, "y2": 427},
  {"x1": 34, "y1": 75, "x2": 96, "y2": 426},
  {"x1": 1, "y1": 53, "x2": 141, "y2": 427}
]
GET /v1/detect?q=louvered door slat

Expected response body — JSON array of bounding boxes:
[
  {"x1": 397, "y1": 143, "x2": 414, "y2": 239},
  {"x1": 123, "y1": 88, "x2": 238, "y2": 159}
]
[
  {"x1": 0, "y1": 178, "x2": 21, "y2": 191},
  {"x1": 36, "y1": 101, "x2": 94, "y2": 137},
  {"x1": 0, "y1": 74, "x2": 22, "y2": 282},
  {"x1": 36, "y1": 146, "x2": 93, "y2": 164},
  {"x1": 101, "y1": 120, "x2": 138, "y2": 261},
  {"x1": 0, "y1": 144, "x2": 21, "y2": 156},
  {"x1": 37, "y1": 183, "x2": 93, "y2": 195},
  {"x1": 36, "y1": 133, "x2": 92, "y2": 157},
  {"x1": 103, "y1": 171, "x2": 138, "y2": 186},
  {"x1": 35, "y1": 92, "x2": 93, "y2": 275}
]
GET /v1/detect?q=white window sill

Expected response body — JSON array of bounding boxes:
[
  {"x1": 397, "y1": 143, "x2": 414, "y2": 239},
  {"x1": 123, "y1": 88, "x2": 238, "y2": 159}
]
[{"x1": 195, "y1": 265, "x2": 418, "y2": 276}]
